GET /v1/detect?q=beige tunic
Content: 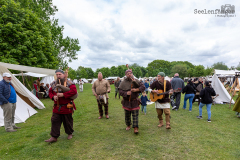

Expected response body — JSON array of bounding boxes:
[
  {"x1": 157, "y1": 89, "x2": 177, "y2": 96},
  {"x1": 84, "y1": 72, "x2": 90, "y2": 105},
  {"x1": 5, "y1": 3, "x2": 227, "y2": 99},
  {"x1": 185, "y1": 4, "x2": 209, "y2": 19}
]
[{"x1": 92, "y1": 79, "x2": 111, "y2": 99}]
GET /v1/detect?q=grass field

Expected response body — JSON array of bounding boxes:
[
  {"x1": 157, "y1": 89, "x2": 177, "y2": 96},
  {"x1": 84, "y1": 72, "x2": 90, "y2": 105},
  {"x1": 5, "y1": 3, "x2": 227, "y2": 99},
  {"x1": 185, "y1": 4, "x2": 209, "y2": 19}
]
[{"x1": 0, "y1": 83, "x2": 239, "y2": 160}]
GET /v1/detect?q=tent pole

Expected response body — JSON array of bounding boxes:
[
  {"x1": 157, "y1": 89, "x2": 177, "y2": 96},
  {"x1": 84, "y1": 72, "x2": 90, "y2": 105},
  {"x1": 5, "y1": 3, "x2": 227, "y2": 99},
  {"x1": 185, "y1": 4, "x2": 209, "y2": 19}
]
[{"x1": 21, "y1": 71, "x2": 25, "y2": 86}]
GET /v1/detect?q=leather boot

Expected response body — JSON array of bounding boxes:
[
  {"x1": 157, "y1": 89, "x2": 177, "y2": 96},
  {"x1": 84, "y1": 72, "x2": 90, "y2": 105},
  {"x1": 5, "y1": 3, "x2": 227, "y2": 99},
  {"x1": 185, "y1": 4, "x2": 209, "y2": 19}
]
[
  {"x1": 166, "y1": 122, "x2": 171, "y2": 129},
  {"x1": 134, "y1": 127, "x2": 139, "y2": 134},
  {"x1": 158, "y1": 120, "x2": 164, "y2": 127},
  {"x1": 45, "y1": 137, "x2": 57, "y2": 142},
  {"x1": 126, "y1": 125, "x2": 131, "y2": 130},
  {"x1": 6, "y1": 129, "x2": 17, "y2": 132},
  {"x1": 67, "y1": 134, "x2": 73, "y2": 140},
  {"x1": 13, "y1": 125, "x2": 21, "y2": 129}
]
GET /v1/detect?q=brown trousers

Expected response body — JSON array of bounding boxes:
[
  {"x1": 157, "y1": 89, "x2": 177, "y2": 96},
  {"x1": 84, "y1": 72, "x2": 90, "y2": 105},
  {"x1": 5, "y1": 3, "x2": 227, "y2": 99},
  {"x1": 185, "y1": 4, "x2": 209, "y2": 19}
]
[
  {"x1": 156, "y1": 108, "x2": 170, "y2": 124},
  {"x1": 50, "y1": 113, "x2": 74, "y2": 138},
  {"x1": 97, "y1": 99, "x2": 109, "y2": 116}
]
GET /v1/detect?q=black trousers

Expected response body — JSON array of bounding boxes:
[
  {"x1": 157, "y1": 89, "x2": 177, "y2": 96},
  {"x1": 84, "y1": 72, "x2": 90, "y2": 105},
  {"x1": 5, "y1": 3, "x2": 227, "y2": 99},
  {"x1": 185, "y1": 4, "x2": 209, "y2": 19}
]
[
  {"x1": 50, "y1": 113, "x2": 74, "y2": 138},
  {"x1": 97, "y1": 99, "x2": 109, "y2": 116},
  {"x1": 171, "y1": 92, "x2": 181, "y2": 109}
]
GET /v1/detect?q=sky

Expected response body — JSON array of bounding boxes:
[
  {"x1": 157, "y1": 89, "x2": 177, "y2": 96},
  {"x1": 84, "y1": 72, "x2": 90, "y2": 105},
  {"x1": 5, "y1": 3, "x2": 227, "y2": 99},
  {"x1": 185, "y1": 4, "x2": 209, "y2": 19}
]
[{"x1": 52, "y1": 0, "x2": 240, "y2": 71}]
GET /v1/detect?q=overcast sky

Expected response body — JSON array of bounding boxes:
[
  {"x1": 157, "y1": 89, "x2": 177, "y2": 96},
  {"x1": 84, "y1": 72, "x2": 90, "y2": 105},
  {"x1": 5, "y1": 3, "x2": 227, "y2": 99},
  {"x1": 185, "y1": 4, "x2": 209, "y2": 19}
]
[{"x1": 52, "y1": 0, "x2": 240, "y2": 71}]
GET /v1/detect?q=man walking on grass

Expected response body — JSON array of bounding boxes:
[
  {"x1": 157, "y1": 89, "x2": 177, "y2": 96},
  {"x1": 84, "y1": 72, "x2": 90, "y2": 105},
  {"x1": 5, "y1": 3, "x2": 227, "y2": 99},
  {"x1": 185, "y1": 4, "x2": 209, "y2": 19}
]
[
  {"x1": 0, "y1": 73, "x2": 21, "y2": 132},
  {"x1": 170, "y1": 73, "x2": 185, "y2": 111},
  {"x1": 45, "y1": 69, "x2": 77, "y2": 142},
  {"x1": 92, "y1": 72, "x2": 111, "y2": 119},
  {"x1": 119, "y1": 69, "x2": 145, "y2": 134},
  {"x1": 149, "y1": 72, "x2": 173, "y2": 129}
]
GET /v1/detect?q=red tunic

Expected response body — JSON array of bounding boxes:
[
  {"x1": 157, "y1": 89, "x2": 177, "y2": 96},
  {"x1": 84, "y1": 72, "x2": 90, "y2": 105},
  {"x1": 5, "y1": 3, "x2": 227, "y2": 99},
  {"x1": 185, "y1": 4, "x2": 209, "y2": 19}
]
[
  {"x1": 33, "y1": 84, "x2": 39, "y2": 98},
  {"x1": 49, "y1": 84, "x2": 77, "y2": 114}
]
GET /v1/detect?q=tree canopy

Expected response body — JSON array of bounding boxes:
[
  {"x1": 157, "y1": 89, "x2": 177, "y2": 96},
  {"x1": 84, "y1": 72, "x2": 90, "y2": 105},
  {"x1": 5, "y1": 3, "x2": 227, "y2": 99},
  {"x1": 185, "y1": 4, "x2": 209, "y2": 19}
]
[
  {"x1": 212, "y1": 62, "x2": 228, "y2": 70},
  {"x1": 0, "y1": 0, "x2": 80, "y2": 69}
]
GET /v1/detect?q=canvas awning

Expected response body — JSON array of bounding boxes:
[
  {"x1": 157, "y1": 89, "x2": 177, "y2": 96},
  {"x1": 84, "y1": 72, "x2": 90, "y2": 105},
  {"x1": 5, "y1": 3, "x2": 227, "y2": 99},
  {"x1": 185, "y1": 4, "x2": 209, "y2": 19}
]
[
  {"x1": 13, "y1": 72, "x2": 48, "y2": 77},
  {"x1": 0, "y1": 62, "x2": 55, "y2": 75}
]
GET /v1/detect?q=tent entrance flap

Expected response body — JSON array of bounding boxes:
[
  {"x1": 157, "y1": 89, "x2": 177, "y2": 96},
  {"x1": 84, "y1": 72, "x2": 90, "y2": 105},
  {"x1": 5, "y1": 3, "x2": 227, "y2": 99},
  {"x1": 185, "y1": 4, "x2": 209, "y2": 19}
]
[{"x1": 16, "y1": 92, "x2": 35, "y2": 108}]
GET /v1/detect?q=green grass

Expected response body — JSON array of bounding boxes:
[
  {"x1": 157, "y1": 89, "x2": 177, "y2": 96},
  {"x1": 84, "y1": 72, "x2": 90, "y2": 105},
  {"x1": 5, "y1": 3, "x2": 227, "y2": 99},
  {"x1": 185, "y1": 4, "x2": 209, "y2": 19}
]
[{"x1": 0, "y1": 84, "x2": 240, "y2": 160}]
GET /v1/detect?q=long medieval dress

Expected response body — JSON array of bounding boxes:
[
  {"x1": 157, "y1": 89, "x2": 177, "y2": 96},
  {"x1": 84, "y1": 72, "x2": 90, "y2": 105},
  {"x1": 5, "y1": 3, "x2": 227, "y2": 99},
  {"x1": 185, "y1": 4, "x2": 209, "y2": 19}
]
[
  {"x1": 33, "y1": 83, "x2": 39, "y2": 98},
  {"x1": 232, "y1": 91, "x2": 240, "y2": 117}
]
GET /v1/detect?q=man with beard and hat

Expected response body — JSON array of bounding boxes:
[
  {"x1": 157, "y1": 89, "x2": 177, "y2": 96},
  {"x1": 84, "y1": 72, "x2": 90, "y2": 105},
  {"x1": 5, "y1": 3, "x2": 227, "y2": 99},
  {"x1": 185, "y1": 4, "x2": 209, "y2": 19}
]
[
  {"x1": 149, "y1": 72, "x2": 173, "y2": 129},
  {"x1": 119, "y1": 69, "x2": 145, "y2": 134},
  {"x1": 0, "y1": 73, "x2": 21, "y2": 132},
  {"x1": 92, "y1": 72, "x2": 111, "y2": 119},
  {"x1": 45, "y1": 69, "x2": 77, "y2": 143}
]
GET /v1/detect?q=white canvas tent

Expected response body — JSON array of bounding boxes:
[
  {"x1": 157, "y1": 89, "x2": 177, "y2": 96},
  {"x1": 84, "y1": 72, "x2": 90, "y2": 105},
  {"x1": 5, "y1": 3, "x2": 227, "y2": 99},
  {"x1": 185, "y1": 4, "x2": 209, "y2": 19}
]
[
  {"x1": 73, "y1": 79, "x2": 78, "y2": 84},
  {"x1": 0, "y1": 62, "x2": 47, "y2": 109},
  {"x1": 211, "y1": 74, "x2": 235, "y2": 104},
  {"x1": 0, "y1": 74, "x2": 38, "y2": 127},
  {"x1": 81, "y1": 78, "x2": 88, "y2": 83},
  {"x1": 214, "y1": 69, "x2": 240, "y2": 76},
  {"x1": 14, "y1": 72, "x2": 48, "y2": 77},
  {"x1": 40, "y1": 76, "x2": 55, "y2": 86},
  {"x1": 91, "y1": 78, "x2": 98, "y2": 84}
]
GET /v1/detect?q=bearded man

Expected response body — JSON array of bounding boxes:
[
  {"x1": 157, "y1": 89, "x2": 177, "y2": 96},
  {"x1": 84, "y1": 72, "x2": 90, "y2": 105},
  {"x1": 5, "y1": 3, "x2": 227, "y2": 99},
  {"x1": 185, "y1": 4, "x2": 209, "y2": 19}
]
[
  {"x1": 45, "y1": 69, "x2": 77, "y2": 142},
  {"x1": 119, "y1": 70, "x2": 145, "y2": 134},
  {"x1": 149, "y1": 72, "x2": 173, "y2": 129},
  {"x1": 92, "y1": 72, "x2": 111, "y2": 119}
]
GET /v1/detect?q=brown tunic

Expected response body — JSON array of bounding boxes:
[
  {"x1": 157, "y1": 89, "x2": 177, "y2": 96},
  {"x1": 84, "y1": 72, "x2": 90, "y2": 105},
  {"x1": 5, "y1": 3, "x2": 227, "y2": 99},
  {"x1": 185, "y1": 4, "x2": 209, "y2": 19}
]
[
  {"x1": 92, "y1": 79, "x2": 111, "y2": 99},
  {"x1": 150, "y1": 80, "x2": 172, "y2": 103},
  {"x1": 119, "y1": 78, "x2": 145, "y2": 110}
]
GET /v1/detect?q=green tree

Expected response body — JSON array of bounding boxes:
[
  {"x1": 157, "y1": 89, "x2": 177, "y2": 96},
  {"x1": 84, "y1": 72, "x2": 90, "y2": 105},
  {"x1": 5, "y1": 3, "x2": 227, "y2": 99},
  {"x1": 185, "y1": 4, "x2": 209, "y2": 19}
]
[
  {"x1": 94, "y1": 69, "x2": 101, "y2": 78},
  {"x1": 0, "y1": 0, "x2": 58, "y2": 68},
  {"x1": 171, "y1": 64, "x2": 188, "y2": 79},
  {"x1": 117, "y1": 65, "x2": 127, "y2": 77},
  {"x1": 187, "y1": 68, "x2": 194, "y2": 77},
  {"x1": 193, "y1": 65, "x2": 205, "y2": 77},
  {"x1": 7, "y1": 0, "x2": 81, "y2": 68},
  {"x1": 85, "y1": 68, "x2": 94, "y2": 79},
  {"x1": 79, "y1": 68, "x2": 88, "y2": 78},
  {"x1": 134, "y1": 67, "x2": 142, "y2": 78},
  {"x1": 110, "y1": 66, "x2": 118, "y2": 76},
  {"x1": 212, "y1": 62, "x2": 228, "y2": 70},
  {"x1": 153, "y1": 69, "x2": 160, "y2": 76},
  {"x1": 147, "y1": 60, "x2": 171, "y2": 76},
  {"x1": 140, "y1": 66, "x2": 148, "y2": 77},
  {"x1": 145, "y1": 73, "x2": 149, "y2": 77},
  {"x1": 68, "y1": 68, "x2": 76, "y2": 80},
  {"x1": 204, "y1": 67, "x2": 214, "y2": 76}
]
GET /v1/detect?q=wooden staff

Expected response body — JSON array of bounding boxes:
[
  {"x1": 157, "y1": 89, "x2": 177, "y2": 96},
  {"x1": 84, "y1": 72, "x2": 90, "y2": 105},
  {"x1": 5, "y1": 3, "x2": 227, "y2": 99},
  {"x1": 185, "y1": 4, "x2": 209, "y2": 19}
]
[
  {"x1": 57, "y1": 79, "x2": 60, "y2": 107},
  {"x1": 64, "y1": 67, "x2": 69, "y2": 87}
]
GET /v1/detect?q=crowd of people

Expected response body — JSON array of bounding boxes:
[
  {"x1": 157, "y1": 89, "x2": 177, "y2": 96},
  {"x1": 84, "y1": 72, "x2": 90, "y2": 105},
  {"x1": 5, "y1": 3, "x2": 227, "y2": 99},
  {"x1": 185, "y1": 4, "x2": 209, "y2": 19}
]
[{"x1": 0, "y1": 68, "x2": 232, "y2": 143}]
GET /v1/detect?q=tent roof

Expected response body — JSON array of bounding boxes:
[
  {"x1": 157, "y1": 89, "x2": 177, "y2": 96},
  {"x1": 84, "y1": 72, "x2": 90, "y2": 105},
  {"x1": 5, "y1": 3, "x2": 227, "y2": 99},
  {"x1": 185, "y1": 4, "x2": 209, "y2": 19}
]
[
  {"x1": 214, "y1": 69, "x2": 240, "y2": 75},
  {"x1": 211, "y1": 74, "x2": 234, "y2": 104},
  {"x1": 0, "y1": 62, "x2": 55, "y2": 75},
  {"x1": 13, "y1": 72, "x2": 48, "y2": 77},
  {"x1": 0, "y1": 68, "x2": 45, "y2": 109}
]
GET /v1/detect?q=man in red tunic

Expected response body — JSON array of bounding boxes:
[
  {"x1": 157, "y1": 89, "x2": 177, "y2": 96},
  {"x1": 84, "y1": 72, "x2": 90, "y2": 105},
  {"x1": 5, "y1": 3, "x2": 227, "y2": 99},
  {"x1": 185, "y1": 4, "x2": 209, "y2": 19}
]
[{"x1": 45, "y1": 69, "x2": 77, "y2": 142}]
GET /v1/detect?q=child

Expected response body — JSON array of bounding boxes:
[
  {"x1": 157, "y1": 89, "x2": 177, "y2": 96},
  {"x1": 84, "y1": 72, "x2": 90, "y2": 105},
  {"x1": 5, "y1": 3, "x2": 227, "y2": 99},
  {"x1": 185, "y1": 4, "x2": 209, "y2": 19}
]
[{"x1": 140, "y1": 91, "x2": 150, "y2": 115}]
